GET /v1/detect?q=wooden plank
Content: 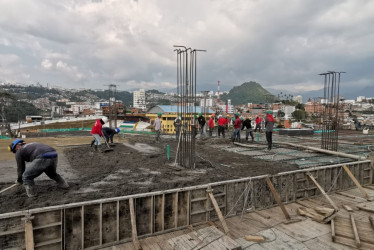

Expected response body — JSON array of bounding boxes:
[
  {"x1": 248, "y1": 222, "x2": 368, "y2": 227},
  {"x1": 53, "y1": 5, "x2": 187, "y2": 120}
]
[
  {"x1": 207, "y1": 188, "x2": 229, "y2": 234},
  {"x1": 350, "y1": 214, "x2": 360, "y2": 248},
  {"x1": 129, "y1": 198, "x2": 142, "y2": 250},
  {"x1": 307, "y1": 173, "x2": 339, "y2": 211},
  {"x1": 343, "y1": 165, "x2": 372, "y2": 201},
  {"x1": 25, "y1": 219, "x2": 34, "y2": 250},
  {"x1": 342, "y1": 205, "x2": 353, "y2": 212},
  {"x1": 265, "y1": 177, "x2": 291, "y2": 220},
  {"x1": 357, "y1": 205, "x2": 374, "y2": 213},
  {"x1": 244, "y1": 235, "x2": 265, "y2": 242}
]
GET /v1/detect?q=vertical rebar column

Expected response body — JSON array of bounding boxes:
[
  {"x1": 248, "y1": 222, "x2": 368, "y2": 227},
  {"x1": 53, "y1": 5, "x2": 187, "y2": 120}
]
[
  {"x1": 173, "y1": 46, "x2": 205, "y2": 168},
  {"x1": 319, "y1": 71, "x2": 345, "y2": 151}
]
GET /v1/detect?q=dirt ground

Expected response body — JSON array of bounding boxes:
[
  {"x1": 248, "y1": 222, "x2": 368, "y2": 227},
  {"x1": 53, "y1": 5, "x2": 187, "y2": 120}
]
[{"x1": 0, "y1": 133, "x2": 299, "y2": 214}]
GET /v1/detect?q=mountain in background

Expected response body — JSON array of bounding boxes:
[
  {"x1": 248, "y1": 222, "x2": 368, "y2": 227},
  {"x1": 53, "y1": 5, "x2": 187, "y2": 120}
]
[{"x1": 220, "y1": 81, "x2": 272, "y2": 105}]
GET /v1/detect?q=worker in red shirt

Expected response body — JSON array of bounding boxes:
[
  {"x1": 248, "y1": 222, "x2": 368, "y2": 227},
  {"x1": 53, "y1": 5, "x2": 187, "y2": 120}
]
[
  {"x1": 91, "y1": 117, "x2": 108, "y2": 152},
  {"x1": 254, "y1": 115, "x2": 262, "y2": 132},
  {"x1": 208, "y1": 114, "x2": 215, "y2": 137},
  {"x1": 218, "y1": 115, "x2": 226, "y2": 138},
  {"x1": 232, "y1": 113, "x2": 242, "y2": 142}
]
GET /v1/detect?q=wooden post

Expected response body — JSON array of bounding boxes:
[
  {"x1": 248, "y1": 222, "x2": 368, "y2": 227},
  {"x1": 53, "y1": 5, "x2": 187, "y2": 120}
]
[
  {"x1": 129, "y1": 198, "x2": 142, "y2": 250},
  {"x1": 265, "y1": 177, "x2": 291, "y2": 220},
  {"x1": 331, "y1": 219, "x2": 335, "y2": 242},
  {"x1": 22, "y1": 214, "x2": 35, "y2": 250},
  {"x1": 307, "y1": 173, "x2": 339, "y2": 211},
  {"x1": 207, "y1": 187, "x2": 229, "y2": 234},
  {"x1": 343, "y1": 165, "x2": 372, "y2": 201}
]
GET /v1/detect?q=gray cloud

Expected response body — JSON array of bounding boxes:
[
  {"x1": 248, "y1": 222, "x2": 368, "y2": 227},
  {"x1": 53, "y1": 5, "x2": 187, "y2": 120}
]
[{"x1": 0, "y1": 0, "x2": 373, "y2": 95}]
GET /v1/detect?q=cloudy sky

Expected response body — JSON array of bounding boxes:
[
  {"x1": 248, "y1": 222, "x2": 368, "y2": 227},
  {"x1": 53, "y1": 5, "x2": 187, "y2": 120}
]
[{"x1": 0, "y1": 0, "x2": 373, "y2": 94}]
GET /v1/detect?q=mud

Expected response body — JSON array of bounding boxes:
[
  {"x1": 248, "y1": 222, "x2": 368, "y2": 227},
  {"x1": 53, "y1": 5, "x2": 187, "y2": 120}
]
[{"x1": 0, "y1": 136, "x2": 298, "y2": 214}]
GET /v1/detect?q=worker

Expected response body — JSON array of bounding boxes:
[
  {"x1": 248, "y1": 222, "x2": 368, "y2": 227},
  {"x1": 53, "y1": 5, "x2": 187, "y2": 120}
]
[
  {"x1": 8, "y1": 139, "x2": 69, "y2": 198},
  {"x1": 154, "y1": 113, "x2": 162, "y2": 142},
  {"x1": 197, "y1": 113, "x2": 206, "y2": 137},
  {"x1": 265, "y1": 110, "x2": 275, "y2": 150},
  {"x1": 225, "y1": 114, "x2": 230, "y2": 131},
  {"x1": 217, "y1": 115, "x2": 226, "y2": 138},
  {"x1": 174, "y1": 115, "x2": 181, "y2": 140},
  {"x1": 242, "y1": 116, "x2": 254, "y2": 142},
  {"x1": 91, "y1": 117, "x2": 108, "y2": 152},
  {"x1": 254, "y1": 115, "x2": 262, "y2": 132},
  {"x1": 102, "y1": 127, "x2": 120, "y2": 144},
  {"x1": 232, "y1": 113, "x2": 242, "y2": 142},
  {"x1": 208, "y1": 115, "x2": 215, "y2": 137}
]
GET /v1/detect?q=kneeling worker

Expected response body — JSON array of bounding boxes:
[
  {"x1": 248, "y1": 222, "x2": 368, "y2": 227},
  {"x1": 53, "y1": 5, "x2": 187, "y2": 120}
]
[{"x1": 8, "y1": 139, "x2": 69, "y2": 197}]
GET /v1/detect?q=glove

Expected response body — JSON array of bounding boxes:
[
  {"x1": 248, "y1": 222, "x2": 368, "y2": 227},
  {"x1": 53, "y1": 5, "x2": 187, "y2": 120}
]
[{"x1": 15, "y1": 180, "x2": 22, "y2": 186}]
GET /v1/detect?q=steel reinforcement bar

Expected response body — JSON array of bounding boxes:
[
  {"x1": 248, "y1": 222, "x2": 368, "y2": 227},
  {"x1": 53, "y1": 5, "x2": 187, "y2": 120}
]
[{"x1": 0, "y1": 160, "x2": 372, "y2": 249}]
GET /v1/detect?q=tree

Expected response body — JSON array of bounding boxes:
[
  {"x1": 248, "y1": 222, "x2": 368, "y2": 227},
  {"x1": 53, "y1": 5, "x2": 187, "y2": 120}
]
[
  {"x1": 295, "y1": 103, "x2": 305, "y2": 110},
  {"x1": 277, "y1": 110, "x2": 285, "y2": 118},
  {"x1": 292, "y1": 110, "x2": 307, "y2": 120}
]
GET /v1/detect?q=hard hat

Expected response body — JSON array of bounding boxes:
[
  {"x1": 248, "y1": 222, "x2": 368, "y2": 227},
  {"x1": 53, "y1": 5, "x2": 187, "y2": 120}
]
[
  {"x1": 234, "y1": 113, "x2": 239, "y2": 117},
  {"x1": 226, "y1": 114, "x2": 230, "y2": 117},
  {"x1": 198, "y1": 113, "x2": 202, "y2": 117},
  {"x1": 101, "y1": 117, "x2": 108, "y2": 123},
  {"x1": 157, "y1": 113, "x2": 162, "y2": 117},
  {"x1": 116, "y1": 128, "x2": 120, "y2": 133},
  {"x1": 218, "y1": 115, "x2": 222, "y2": 118},
  {"x1": 240, "y1": 117, "x2": 244, "y2": 120},
  {"x1": 8, "y1": 139, "x2": 25, "y2": 153},
  {"x1": 267, "y1": 110, "x2": 273, "y2": 114}
]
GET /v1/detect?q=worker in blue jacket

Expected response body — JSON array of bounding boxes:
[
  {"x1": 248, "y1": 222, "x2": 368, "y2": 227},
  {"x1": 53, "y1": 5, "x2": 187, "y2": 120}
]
[{"x1": 8, "y1": 139, "x2": 69, "y2": 197}]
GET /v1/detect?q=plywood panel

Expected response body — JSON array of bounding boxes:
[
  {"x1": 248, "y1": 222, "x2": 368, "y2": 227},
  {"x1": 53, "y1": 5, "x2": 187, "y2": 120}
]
[
  {"x1": 119, "y1": 199, "x2": 131, "y2": 240},
  {"x1": 177, "y1": 191, "x2": 189, "y2": 227},
  {"x1": 135, "y1": 197, "x2": 152, "y2": 236},
  {"x1": 164, "y1": 193, "x2": 176, "y2": 230},
  {"x1": 64, "y1": 207, "x2": 82, "y2": 250},
  {"x1": 84, "y1": 204, "x2": 100, "y2": 248},
  {"x1": 102, "y1": 201, "x2": 118, "y2": 244}
]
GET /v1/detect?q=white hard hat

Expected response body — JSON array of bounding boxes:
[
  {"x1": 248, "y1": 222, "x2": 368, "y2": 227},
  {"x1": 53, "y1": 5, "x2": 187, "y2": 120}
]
[{"x1": 101, "y1": 116, "x2": 108, "y2": 123}]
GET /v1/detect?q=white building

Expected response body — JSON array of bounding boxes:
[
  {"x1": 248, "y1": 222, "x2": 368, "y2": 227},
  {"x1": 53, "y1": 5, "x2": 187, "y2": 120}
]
[
  {"x1": 133, "y1": 89, "x2": 146, "y2": 111},
  {"x1": 218, "y1": 99, "x2": 234, "y2": 114},
  {"x1": 293, "y1": 95, "x2": 303, "y2": 103},
  {"x1": 357, "y1": 96, "x2": 366, "y2": 102},
  {"x1": 200, "y1": 98, "x2": 214, "y2": 108},
  {"x1": 280, "y1": 105, "x2": 296, "y2": 119}
]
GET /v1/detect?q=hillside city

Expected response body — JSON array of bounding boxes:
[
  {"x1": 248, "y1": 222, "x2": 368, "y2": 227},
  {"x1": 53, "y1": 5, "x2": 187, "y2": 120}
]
[{"x1": 1, "y1": 81, "x2": 373, "y2": 134}]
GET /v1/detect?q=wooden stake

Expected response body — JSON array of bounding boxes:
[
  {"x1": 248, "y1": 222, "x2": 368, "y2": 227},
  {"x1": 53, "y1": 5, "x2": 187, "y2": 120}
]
[
  {"x1": 307, "y1": 173, "x2": 339, "y2": 211},
  {"x1": 350, "y1": 213, "x2": 360, "y2": 248},
  {"x1": 207, "y1": 187, "x2": 229, "y2": 234},
  {"x1": 22, "y1": 214, "x2": 35, "y2": 250},
  {"x1": 343, "y1": 165, "x2": 372, "y2": 201},
  {"x1": 265, "y1": 177, "x2": 291, "y2": 220},
  {"x1": 331, "y1": 218, "x2": 335, "y2": 242},
  {"x1": 369, "y1": 215, "x2": 374, "y2": 231},
  {"x1": 129, "y1": 198, "x2": 142, "y2": 250}
]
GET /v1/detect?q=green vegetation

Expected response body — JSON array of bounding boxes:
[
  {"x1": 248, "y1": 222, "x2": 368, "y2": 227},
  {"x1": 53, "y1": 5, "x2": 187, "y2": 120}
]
[
  {"x1": 220, "y1": 81, "x2": 273, "y2": 105},
  {"x1": 0, "y1": 91, "x2": 40, "y2": 123}
]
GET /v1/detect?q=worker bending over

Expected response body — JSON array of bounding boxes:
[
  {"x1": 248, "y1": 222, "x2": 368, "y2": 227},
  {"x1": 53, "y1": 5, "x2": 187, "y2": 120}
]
[
  {"x1": 102, "y1": 127, "x2": 120, "y2": 144},
  {"x1": 8, "y1": 139, "x2": 69, "y2": 197},
  {"x1": 242, "y1": 116, "x2": 254, "y2": 142}
]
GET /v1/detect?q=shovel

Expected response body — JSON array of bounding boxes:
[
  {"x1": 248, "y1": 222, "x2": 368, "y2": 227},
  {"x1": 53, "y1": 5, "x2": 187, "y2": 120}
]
[
  {"x1": 0, "y1": 183, "x2": 18, "y2": 194},
  {"x1": 103, "y1": 140, "x2": 114, "y2": 152}
]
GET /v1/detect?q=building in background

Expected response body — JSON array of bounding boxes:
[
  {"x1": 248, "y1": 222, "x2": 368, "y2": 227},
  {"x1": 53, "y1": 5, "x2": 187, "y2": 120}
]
[{"x1": 133, "y1": 89, "x2": 146, "y2": 111}]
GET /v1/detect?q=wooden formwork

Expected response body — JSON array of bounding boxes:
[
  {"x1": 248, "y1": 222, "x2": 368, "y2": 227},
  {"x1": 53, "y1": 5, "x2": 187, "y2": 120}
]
[{"x1": 0, "y1": 160, "x2": 372, "y2": 249}]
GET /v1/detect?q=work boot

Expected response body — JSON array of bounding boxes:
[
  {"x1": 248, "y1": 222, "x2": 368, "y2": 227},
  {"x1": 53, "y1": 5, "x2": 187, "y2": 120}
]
[
  {"x1": 54, "y1": 175, "x2": 69, "y2": 189},
  {"x1": 90, "y1": 140, "x2": 95, "y2": 147},
  {"x1": 93, "y1": 145, "x2": 97, "y2": 152},
  {"x1": 24, "y1": 185, "x2": 37, "y2": 198},
  {"x1": 97, "y1": 145, "x2": 104, "y2": 153}
]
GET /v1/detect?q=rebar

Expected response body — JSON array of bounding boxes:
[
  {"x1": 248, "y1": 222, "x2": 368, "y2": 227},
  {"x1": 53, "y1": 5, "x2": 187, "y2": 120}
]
[
  {"x1": 174, "y1": 46, "x2": 206, "y2": 168},
  {"x1": 319, "y1": 71, "x2": 345, "y2": 151}
]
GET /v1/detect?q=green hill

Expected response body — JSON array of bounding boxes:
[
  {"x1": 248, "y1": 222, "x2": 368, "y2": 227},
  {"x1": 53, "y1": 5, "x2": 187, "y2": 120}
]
[{"x1": 221, "y1": 81, "x2": 273, "y2": 105}]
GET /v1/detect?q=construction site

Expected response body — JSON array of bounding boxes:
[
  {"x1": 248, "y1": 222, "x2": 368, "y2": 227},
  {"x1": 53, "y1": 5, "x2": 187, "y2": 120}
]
[{"x1": 1, "y1": 53, "x2": 374, "y2": 250}]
